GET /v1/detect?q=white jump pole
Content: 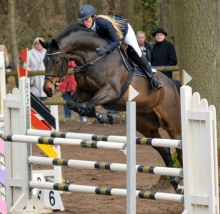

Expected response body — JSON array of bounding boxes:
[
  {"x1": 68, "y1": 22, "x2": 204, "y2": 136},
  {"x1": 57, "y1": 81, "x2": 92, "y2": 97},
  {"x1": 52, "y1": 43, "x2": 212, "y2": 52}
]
[
  {"x1": 29, "y1": 181, "x2": 184, "y2": 203},
  {"x1": 27, "y1": 129, "x2": 182, "y2": 148},
  {"x1": 0, "y1": 134, "x2": 126, "y2": 150},
  {"x1": 28, "y1": 156, "x2": 183, "y2": 177}
]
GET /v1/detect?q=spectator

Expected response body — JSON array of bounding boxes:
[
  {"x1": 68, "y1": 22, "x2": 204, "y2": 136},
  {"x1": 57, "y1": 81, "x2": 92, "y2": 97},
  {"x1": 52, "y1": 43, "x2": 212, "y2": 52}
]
[
  {"x1": 58, "y1": 61, "x2": 87, "y2": 122},
  {"x1": 0, "y1": 44, "x2": 12, "y2": 84},
  {"x1": 151, "y1": 28, "x2": 177, "y2": 79},
  {"x1": 136, "y1": 31, "x2": 153, "y2": 63},
  {"x1": 24, "y1": 37, "x2": 47, "y2": 101}
]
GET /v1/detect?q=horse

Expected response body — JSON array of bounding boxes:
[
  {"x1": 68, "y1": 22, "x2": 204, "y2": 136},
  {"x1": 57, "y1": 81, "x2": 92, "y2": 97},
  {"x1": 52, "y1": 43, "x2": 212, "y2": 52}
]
[{"x1": 40, "y1": 23, "x2": 183, "y2": 193}]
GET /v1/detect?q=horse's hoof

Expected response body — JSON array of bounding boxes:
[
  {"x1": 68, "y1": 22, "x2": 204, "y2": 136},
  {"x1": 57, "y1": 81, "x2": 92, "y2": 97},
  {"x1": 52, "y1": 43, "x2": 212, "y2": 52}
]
[
  {"x1": 175, "y1": 185, "x2": 184, "y2": 194},
  {"x1": 96, "y1": 113, "x2": 113, "y2": 124}
]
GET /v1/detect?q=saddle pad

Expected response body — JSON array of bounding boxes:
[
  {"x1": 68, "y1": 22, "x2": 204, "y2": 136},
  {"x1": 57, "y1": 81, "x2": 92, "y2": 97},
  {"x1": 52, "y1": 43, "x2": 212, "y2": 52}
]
[{"x1": 120, "y1": 51, "x2": 154, "y2": 78}]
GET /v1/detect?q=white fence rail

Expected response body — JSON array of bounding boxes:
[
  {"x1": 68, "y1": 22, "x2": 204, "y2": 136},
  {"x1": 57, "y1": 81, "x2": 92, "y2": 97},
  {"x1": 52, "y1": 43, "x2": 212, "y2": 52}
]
[
  {"x1": 1, "y1": 77, "x2": 219, "y2": 214},
  {"x1": 181, "y1": 86, "x2": 219, "y2": 213}
]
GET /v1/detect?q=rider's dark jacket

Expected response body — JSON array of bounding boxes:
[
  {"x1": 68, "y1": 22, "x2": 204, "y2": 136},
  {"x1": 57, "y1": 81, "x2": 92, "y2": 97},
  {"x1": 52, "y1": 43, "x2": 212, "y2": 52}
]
[{"x1": 93, "y1": 15, "x2": 128, "y2": 53}]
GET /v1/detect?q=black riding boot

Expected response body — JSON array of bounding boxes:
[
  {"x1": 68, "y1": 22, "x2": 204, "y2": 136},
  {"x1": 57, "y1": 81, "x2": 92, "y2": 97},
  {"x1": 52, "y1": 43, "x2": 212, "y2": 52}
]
[
  {"x1": 140, "y1": 55, "x2": 163, "y2": 92},
  {"x1": 127, "y1": 45, "x2": 162, "y2": 92}
]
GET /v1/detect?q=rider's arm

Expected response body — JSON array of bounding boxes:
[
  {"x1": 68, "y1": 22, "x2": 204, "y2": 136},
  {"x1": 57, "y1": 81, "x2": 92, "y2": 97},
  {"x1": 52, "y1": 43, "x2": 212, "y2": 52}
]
[{"x1": 96, "y1": 19, "x2": 120, "y2": 53}]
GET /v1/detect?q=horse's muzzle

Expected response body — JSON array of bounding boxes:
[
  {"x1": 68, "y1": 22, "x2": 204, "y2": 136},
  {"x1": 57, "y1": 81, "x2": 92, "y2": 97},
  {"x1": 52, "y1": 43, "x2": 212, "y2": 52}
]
[{"x1": 44, "y1": 88, "x2": 53, "y2": 97}]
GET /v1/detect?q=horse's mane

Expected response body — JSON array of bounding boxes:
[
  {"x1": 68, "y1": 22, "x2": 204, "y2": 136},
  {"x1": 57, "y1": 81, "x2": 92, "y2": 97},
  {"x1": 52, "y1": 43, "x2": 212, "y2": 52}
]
[{"x1": 54, "y1": 23, "x2": 99, "y2": 43}]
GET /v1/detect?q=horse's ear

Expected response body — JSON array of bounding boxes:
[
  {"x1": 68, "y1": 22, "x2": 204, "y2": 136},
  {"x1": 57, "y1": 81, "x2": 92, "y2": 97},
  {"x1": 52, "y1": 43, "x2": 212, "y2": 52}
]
[
  {"x1": 51, "y1": 39, "x2": 59, "y2": 50},
  {"x1": 39, "y1": 39, "x2": 48, "y2": 49}
]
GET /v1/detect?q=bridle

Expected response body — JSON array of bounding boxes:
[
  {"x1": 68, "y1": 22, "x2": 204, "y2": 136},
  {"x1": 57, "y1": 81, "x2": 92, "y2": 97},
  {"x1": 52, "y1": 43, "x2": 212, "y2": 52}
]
[
  {"x1": 45, "y1": 43, "x2": 107, "y2": 93},
  {"x1": 45, "y1": 49, "x2": 70, "y2": 86}
]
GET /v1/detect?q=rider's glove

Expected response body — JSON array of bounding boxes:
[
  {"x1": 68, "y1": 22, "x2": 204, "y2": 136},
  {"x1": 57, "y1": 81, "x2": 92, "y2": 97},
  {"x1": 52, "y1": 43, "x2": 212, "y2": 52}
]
[{"x1": 96, "y1": 47, "x2": 108, "y2": 56}]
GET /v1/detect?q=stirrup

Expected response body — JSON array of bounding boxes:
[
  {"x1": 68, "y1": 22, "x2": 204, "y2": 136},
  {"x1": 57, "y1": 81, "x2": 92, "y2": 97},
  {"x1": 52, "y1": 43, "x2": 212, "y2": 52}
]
[{"x1": 151, "y1": 78, "x2": 163, "y2": 92}]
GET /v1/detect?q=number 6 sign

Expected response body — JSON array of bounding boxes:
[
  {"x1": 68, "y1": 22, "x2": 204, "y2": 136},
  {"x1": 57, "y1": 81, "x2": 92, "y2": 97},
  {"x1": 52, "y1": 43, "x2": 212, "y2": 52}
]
[
  {"x1": 36, "y1": 189, "x2": 64, "y2": 211},
  {"x1": 33, "y1": 174, "x2": 64, "y2": 211}
]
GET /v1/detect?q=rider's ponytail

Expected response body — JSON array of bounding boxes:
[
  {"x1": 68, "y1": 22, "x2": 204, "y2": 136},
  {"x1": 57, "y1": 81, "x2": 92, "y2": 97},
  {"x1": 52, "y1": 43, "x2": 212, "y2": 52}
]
[{"x1": 96, "y1": 15, "x2": 125, "y2": 39}]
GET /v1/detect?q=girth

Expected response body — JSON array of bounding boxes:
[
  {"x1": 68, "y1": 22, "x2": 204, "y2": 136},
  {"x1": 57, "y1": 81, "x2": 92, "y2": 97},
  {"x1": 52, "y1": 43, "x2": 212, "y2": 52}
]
[{"x1": 104, "y1": 46, "x2": 135, "y2": 106}]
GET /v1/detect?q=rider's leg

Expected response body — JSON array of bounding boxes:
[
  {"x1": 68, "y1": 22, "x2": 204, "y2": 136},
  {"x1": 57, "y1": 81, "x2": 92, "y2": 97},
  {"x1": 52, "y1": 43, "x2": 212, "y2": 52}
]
[
  {"x1": 140, "y1": 54, "x2": 163, "y2": 91},
  {"x1": 124, "y1": 24, "x2": 162, "y2": 92},
  {"x1": 126, "y1": 46, "x2": 163, "y2": 91}
]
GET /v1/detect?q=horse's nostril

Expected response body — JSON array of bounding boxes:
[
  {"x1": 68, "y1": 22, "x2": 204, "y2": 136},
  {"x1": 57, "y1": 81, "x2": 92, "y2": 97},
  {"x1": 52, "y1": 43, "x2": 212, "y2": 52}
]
[{"x1": 44, "y1": 88, "x2": 53, "y2": 97}]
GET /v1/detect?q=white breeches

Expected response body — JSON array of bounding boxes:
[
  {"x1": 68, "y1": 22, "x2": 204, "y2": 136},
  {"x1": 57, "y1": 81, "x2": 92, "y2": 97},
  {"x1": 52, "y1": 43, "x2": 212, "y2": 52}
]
[{"x1": 124, "y1": 24, "x2": 142, "y2": 57}]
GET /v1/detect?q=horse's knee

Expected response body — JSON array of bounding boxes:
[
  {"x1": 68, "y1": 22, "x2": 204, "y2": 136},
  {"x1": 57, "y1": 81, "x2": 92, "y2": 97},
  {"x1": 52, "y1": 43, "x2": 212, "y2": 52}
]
[
  {"x1": 66, "y1": 99, "x2": 87, "y2": 116},
  {"x1": 66, "y1": 99, "x2": 78, "y2": 111}
]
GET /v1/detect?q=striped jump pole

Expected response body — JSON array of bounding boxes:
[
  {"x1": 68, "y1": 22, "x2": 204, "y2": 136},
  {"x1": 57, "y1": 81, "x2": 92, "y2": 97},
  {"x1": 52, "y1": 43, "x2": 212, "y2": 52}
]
[
  {"x1": 29, "y1": 181, "x2": 184, "y2": 203},
  {"x1": 0, "y1": 134, "x2": 126, "y2": 150},
  {"x1": 28, "y1": 156, "x2": 183, "y2": 177},
  {"x1": 26, "y1": 130, "x2": 182, "y2": 149}
]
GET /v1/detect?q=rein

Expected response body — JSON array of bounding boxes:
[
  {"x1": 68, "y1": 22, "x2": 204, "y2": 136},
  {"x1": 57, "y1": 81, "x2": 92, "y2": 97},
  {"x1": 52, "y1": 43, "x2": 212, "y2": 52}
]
[
  {"x1": 73, "y1": 55, "x2": 106, "y2": 74},
  {"x1": 72, "y1": 54, "x2": 107, "y2": 97}
]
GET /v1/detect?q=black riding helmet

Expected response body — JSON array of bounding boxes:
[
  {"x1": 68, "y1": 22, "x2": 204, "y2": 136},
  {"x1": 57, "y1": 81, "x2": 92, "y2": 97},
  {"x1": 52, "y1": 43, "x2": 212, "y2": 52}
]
[{"x1": 78, "y1": 4, "x2": 97, "y2": 21}]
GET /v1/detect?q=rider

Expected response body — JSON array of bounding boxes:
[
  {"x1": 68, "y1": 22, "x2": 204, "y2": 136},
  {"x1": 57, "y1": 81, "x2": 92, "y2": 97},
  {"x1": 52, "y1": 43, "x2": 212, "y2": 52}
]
[{"x1": 78, "y1": 4, "x2": 163, "y2": 92}]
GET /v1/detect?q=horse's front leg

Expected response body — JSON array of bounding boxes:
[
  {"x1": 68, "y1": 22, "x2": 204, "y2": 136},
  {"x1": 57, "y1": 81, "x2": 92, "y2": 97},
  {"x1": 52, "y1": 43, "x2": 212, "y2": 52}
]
[
  {"x1": 66, "y1": 99, "x2": 113, "y2": 124},
  {"x1": 67, "y1": 83, "x2": 117, "y2": 124},
  {"x1": 66, "y1": 99, "x2": 87, "y2": 116},
  {"x1": 85, "y1": 82, "x2": 119, "y2": 124},
  {"x1": 86, "y1": 82, "x2": 120, "y2": 113},
  {"x1": 66, "y1": 88, "x2": 91, "y2": 117},
  {"x1": 94, "y1": 109, "x2": 113, "y2": 124}
]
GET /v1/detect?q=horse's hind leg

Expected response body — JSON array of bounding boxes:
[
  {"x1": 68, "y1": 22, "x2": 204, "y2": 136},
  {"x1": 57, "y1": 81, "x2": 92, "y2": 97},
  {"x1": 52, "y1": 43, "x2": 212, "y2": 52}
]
[
  {"x1": 175, "y1": 148, "x2": 182, "y2": 167},
  {"x1": 136, "y1": 118, "x2": 181, "y2": 192},
  {"x1": 152, "y1": 145, "x2": 180, "y2": 191},
  {"x1": 149, "y1": 132, "x2": 181, "y2": 191}
]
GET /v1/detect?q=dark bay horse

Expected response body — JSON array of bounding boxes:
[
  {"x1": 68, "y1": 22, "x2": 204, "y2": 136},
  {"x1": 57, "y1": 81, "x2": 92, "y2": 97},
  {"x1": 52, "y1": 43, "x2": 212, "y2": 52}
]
[{"x1": 40, "y1": 23, "x2": 183, "y2": 193}]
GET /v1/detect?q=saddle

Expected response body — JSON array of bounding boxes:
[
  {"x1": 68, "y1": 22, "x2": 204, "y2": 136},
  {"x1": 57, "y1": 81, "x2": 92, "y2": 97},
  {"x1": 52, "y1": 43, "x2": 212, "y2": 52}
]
[{"x1": 119, "y1": 44, "x2": 149, "y2": 78}]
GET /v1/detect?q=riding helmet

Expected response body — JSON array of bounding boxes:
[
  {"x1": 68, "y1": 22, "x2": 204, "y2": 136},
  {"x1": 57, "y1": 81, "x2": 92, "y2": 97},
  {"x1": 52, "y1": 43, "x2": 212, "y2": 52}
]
[{"x1": 78, "y1": 4, "x2": 97, "y2": 21}]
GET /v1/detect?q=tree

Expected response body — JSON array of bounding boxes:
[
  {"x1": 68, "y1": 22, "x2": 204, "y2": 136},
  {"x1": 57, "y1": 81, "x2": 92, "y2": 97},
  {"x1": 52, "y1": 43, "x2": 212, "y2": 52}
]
[
  {"x1": 158, "y1": 0, "x2": 173, "y2": 43},
  {"x1": 170, "y1": 0, "x2": 220, "y2": 144},
  {"x1": 8, "y1": 0, "x2": 19, "y2": 66}
]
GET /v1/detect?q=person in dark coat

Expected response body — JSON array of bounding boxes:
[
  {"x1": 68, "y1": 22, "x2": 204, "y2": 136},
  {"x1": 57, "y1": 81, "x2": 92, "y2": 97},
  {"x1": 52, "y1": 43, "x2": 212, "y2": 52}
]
[
  {"x1": 136, "y1": 31, "x2": 153, "y2": 63},
  {"x1": 151, "y1": 28, "x2": 177, "y2": 79},
  {"x1": 78, "y1": 4, "x2": 162, "y2": 92}
]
